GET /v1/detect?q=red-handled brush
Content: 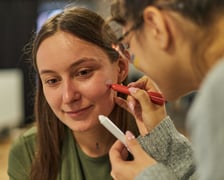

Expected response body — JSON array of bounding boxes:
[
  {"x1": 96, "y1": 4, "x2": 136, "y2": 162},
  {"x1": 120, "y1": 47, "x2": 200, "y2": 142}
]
[{"x1": 110, "y1": 84, "x2": 166, "y2": 106}]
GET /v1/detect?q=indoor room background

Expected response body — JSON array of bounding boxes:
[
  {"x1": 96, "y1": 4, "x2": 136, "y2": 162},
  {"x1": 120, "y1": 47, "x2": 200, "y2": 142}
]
[{"x1": 0, "y1": 1, "x2": 193, "y2": 179}]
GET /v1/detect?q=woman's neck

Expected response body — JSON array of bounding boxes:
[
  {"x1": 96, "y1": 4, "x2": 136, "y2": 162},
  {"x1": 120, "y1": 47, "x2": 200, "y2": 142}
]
[{"x1": 72, "y1": 124, "x2": 116, "y2": 157}]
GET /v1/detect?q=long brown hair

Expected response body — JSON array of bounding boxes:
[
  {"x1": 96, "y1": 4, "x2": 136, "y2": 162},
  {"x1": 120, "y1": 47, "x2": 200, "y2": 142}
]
[{"x1": 30, "y1": 6, "x2": 133, "y2": 180}]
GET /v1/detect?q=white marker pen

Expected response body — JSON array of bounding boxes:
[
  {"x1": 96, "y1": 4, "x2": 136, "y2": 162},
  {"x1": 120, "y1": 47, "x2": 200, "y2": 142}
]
[{"x1": 98, "y1": 115, "x2": 126, "y2": 146}]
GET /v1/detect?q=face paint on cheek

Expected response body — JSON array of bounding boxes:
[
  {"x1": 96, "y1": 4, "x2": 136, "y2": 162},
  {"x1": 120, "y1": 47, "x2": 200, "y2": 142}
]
[
  {"x1": 88, "y1": 80, "x2": 114, "y2": 99},
  {"x1": 95, "y1": 81, "x2": 116, "y2": 112},
  {"x1": 104, "y1": 79, "x2": 117, "y2": 99},
  {"x1": 105, "y1": 79, "x2": 113, "y2": 87}
]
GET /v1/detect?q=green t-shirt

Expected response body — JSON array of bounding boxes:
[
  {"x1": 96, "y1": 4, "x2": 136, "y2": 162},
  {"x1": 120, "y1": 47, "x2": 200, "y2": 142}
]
[
  {"x1": 76, "y1": 144, "x2": 112, "y2": 180},
  {"x1": 8, "y1": 127, "x2": 113, "y2": 180}
]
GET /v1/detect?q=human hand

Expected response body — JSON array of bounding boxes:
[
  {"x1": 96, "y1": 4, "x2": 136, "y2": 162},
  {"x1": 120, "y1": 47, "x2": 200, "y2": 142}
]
[
  {"x1": 115, "y1": 76, "x2": 167, "y2": 135},
  {"x1": 109, "y1": 131, "x2": 157, "y2": 180}
]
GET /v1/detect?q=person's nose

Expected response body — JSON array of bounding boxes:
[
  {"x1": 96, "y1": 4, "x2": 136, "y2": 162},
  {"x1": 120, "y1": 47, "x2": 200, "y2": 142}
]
[{"x1": 62, "y1": 79, "x2": 80, "y2": 104}]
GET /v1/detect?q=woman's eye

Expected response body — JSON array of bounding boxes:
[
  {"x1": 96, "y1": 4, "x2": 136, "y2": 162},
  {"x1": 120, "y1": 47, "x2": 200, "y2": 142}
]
[
  {"x1": 44, "y1": 78, "x2": 59, "y2": 86},
  {"x1": 77, "y1": 69, "x2": 93, "y2": 77}
]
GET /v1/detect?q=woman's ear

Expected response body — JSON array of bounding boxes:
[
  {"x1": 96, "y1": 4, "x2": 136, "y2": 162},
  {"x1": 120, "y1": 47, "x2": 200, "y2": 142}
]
[
  {"x1": 143, "y1": 6, "x2": 170, "y2": 49},
  {"x1": 116, "y1": 57, "x2": 129, "y2": 83}
]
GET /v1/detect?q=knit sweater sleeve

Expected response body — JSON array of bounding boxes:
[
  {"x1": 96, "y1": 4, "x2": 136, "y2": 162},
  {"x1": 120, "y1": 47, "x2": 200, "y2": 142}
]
[
  {"x1": 137, "y1": 116, "x2": 196, "y2": 179},
  {"x1": 135, "y1": 163, "x2": 178, "y2": 180}
]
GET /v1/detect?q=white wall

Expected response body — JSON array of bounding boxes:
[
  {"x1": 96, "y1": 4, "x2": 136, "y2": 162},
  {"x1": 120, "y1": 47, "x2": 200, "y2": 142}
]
[{"x1": 0, "y1": 69, "x2": 24, "y2": 130}]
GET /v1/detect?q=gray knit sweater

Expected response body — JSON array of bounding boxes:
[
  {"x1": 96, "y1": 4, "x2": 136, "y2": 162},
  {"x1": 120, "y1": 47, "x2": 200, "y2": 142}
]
[
  {"x1": 136, "y1": 116, "x2": 197, "y2": 180},
  {"x1": 187, "y1": 59, "x2": 224, "y2": 180},
  {"x1": 136, "y1": 58, "x2": 224, "y2": 180}
]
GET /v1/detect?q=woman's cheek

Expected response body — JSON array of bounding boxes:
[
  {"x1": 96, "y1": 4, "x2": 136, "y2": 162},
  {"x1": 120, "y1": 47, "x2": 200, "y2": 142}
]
[
  {"x1": 43, "y1": 87, "x2": 59, "y2": 110},
  {"x1": 85, "y1": 82, "x2": 113, "y2": 100}
]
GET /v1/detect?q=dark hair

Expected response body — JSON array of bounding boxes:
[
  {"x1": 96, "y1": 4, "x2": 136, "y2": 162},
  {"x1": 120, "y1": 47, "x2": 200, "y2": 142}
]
[
  {"x1": 30, "y1": 6, "x2": 131, "y2": 180},
  {"x1": 109, "y1": 0, "x2": 224, "y2": 79},
  {"x1": 110, "y1": 0, "x2": 224, "y2": 26}
]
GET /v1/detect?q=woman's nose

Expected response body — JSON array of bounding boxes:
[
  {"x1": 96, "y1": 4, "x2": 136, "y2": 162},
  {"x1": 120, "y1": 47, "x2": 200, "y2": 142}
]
[{"x1": 62, "y1": 80, "x2": 80, "y2": 104}]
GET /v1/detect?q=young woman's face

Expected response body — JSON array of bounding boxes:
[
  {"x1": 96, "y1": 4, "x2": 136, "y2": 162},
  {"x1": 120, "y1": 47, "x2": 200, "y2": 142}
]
[{"x1": 36, "y1": 31, "x2": 126, "y2": 132}]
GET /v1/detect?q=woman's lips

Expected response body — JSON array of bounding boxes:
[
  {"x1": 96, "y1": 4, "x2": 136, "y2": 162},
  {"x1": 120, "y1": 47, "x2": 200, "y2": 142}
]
[{"x1": 64, "y1": 105, "x2": 93, "y2": 118}]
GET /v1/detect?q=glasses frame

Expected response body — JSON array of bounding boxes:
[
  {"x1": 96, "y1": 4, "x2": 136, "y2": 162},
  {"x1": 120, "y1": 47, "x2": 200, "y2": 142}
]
[
  {"x1": 112, "y1": 22, "x2": 142, "y2": 63},
  {"x1": 114, "y1": 22, "x2": 142, "y2": 45}
]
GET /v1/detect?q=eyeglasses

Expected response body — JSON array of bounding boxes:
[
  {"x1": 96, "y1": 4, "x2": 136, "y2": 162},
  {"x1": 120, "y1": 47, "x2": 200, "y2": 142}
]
[
  {"x1": 112, "y1": 2, "x2": 185, "y2": 64},
  {"x1": 114, "y1": 23, "x2": 140, "y2": 45},
  {"x1": 112, "y1": 23, "x2": 141, "y2": 64}
]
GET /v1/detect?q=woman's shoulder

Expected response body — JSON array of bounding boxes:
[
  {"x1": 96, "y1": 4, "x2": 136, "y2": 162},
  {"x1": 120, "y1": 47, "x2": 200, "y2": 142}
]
[
  {"x1": 204, "y1": 58, "x2": 224, "y2": 87},
  {"x1": 195, "y1": 58, "x2": 224, "y2": 102},
  {"x1": 10, "y1": 126, "x2": 37, "y2": 155},
  {"x1": 8, "y1": 126, "x2": 37, "y2": 178},
  {"x1": 17, "y1": 126, "x2": 37, "y2": 143},
  {"x1": 22, "y1": 126, "x2": 37, "y2": 138}
]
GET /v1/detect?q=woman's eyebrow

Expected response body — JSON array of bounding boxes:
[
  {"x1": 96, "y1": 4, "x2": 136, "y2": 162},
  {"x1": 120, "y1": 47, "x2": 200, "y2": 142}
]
[
  {"x1": 69, "y1": 58, "x2": 98, "y2": 69},
  {"x1": 39, "y1": 58, "x2": 98, "y2": 75},
  {"x1": 39, "y1": 69, "x2": 55, "y2": 76}
]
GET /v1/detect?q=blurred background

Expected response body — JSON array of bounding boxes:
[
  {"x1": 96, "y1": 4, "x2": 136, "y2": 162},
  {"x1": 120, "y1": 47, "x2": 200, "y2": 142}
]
[{"x1": 0, "y1": 0, "x2": 194, "y2": 179}]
